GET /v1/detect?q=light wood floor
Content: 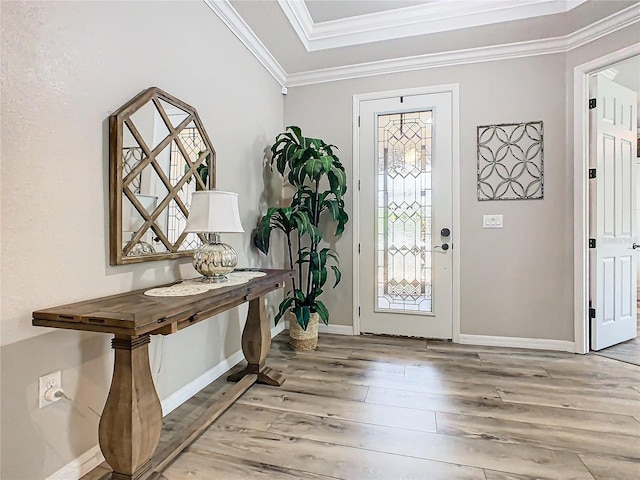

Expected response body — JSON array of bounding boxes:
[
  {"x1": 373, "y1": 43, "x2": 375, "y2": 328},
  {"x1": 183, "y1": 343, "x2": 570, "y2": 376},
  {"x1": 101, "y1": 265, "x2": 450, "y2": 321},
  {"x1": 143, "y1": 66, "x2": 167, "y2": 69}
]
[
  {"x1": 86, "y1": 332, "x2": 640, "y2": 480},
  {"x1": 594, "y1": 320, "x2": 640, "y2": 366}
]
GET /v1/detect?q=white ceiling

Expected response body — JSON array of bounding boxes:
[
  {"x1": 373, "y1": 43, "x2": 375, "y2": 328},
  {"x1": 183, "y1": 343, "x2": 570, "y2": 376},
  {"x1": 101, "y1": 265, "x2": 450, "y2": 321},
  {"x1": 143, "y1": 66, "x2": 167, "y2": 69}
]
[
  {"x1": 213, "y1": 0, "x2": 639, "y2": 86},
  {"x1": 610, "y1": 54, "x2": 640, "y2": 93},
  {"x1": 281, "y1": 0, "x2": 591, "y2": 52},
  {"x1": 305, "y1": 0, "x2": 432, "y2": 23}
]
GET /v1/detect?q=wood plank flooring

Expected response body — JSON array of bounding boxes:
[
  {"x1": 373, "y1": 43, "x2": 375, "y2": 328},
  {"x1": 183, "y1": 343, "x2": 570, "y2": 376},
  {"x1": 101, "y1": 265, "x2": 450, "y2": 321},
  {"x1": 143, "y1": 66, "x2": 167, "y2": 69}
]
[
  {"x1": 84, "y1": 332, "x2": 640, "y2": 480},
  {"x1": 594, "y1": 322, "x2": 640, "y2": 366}
]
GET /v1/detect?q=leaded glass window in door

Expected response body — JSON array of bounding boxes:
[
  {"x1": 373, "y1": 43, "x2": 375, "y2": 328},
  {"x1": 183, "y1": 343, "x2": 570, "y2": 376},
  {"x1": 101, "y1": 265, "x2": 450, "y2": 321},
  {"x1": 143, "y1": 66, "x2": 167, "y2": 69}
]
[{"x1": 376, "y1": 111, "x2": 433, "y2": 313}]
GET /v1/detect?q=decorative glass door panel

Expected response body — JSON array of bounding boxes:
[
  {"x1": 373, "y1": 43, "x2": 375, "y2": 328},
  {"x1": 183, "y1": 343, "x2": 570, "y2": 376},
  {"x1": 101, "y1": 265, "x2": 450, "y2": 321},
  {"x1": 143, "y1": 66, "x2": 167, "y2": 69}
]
[{"x1": 377, "y1": 111, "x2": 433, "y2": 313}]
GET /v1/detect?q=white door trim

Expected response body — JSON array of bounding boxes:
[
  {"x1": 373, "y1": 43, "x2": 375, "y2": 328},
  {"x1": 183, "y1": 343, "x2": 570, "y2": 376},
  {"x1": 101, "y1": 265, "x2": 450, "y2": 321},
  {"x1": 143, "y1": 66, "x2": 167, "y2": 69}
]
[
  {"x1": 352, "y1": 84, "x2": 460, "y2": 340},
  {"x1": 573, "y1": 42, "x2": 640, "y2": 354}
]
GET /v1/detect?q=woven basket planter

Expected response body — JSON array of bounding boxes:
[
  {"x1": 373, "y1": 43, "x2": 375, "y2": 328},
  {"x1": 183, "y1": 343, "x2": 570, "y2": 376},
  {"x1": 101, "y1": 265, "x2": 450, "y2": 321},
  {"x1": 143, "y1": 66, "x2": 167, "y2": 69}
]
[{"x1": 288, "y1": 311, "x2": 319, "y2": 351}]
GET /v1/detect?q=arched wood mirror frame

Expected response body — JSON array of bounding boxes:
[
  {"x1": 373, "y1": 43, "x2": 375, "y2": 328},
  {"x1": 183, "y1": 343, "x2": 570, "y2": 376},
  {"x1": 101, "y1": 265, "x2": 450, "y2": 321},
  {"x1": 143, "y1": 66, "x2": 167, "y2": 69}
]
[{"x1": 109, "y1": 87, "x2": 216, "y2": 265}]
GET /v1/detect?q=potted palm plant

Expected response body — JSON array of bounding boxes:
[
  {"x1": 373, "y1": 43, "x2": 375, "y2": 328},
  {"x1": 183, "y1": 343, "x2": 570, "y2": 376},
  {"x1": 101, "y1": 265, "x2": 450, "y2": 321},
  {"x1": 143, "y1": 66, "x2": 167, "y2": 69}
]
[{"x1": 254, "y1": 126, "x2": 348, "y2": 351}]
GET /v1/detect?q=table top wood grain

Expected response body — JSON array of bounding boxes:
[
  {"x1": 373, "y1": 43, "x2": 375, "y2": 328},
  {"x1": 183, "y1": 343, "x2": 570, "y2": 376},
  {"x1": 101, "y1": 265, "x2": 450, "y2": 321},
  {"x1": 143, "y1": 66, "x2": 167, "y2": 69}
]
[{"x1": 33, "y1": 269, "x2": 293, "y2": 337}]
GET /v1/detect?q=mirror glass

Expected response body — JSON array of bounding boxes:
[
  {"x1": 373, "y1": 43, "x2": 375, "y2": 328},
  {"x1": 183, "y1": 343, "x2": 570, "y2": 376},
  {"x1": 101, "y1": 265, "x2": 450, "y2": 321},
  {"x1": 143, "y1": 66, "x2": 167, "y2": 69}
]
[{"x1": 110, "y1": 87, "x2": 216, "y2": 264}]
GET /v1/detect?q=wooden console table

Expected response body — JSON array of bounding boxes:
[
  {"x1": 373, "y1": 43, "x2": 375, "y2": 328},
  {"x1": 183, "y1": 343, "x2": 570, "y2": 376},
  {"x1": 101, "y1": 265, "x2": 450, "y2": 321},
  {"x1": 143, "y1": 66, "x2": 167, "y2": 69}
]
[{"x1": 33, "y1": 269, "x2": 293, "y2": 480}]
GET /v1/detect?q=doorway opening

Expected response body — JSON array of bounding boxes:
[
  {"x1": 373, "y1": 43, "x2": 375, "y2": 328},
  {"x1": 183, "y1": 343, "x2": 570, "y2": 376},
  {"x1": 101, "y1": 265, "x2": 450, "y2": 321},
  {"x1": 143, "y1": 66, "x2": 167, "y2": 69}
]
[
  {"x1": 573, "y1": 43, "x2": 640, "y2": 353},
  {"x1": 589, "y1": 55, "x2": 640, "y2": 364}
]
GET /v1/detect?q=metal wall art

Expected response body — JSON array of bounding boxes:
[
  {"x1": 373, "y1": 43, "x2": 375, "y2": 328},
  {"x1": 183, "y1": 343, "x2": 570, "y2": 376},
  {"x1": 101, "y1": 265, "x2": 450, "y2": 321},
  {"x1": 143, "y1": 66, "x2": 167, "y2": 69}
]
[{"x1": 477, "y1": 121, "x2": 544, "y2": 201}]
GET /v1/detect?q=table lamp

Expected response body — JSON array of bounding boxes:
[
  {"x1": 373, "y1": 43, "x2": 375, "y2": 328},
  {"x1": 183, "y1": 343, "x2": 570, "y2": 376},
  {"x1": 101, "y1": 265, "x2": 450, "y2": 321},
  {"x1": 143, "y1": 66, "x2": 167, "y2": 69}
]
[
  {"x1": 184, "y1": 190, "x2": 244, "y2": 283},
  {"x1": 123, "y1": 194, "x2": 158, "y2": 256}
]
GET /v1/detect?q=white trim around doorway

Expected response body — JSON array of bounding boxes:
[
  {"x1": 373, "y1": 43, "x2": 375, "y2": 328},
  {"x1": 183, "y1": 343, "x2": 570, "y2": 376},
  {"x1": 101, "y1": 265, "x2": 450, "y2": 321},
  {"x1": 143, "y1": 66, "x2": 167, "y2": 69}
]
[
  {"x1": 352, "y1": 84, "x2": 460, "y2": 341},
  {"x1": 572, "y1": 43, "x2": 640, "y2": 354}
]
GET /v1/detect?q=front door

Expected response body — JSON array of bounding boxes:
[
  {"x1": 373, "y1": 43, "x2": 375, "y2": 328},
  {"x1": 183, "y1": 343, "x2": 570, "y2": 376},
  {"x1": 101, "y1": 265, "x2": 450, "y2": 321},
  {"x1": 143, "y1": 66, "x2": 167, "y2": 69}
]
[
  {"x1": 358, "y1": 93, "x2": 454, "y2": 338},
  {"x1": 590, "y1": 73, "x2": 638, "y2": 350}
]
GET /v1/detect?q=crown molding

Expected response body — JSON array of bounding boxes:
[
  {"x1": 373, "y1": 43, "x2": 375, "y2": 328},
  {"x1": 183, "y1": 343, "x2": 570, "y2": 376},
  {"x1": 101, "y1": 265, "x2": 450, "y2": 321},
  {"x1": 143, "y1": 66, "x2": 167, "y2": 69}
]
[
  {"x1": 203, "y1": 0, "x2": 287, "y2": 86},
  {"x1": 277, "y1": 0, "x2": 312, "y2": 51},
  {"x1": 565, "y1": 1, "x2": 640, "y2": 50},
  {"x1": 599, "y1": 68, "x2": 619, "y2": 80},
  {"x1": 279, "y1": 0, "x2": 588, "y2": 52},
  {"x1": 287, "y1": 3, "x2": 640, "y2": 87},
  {"x1": 286, "y1": 37, "x2": 568, "y2": 87},
  {"x1": 207, "y1": 1, "x2": 639, "y2": 89}
]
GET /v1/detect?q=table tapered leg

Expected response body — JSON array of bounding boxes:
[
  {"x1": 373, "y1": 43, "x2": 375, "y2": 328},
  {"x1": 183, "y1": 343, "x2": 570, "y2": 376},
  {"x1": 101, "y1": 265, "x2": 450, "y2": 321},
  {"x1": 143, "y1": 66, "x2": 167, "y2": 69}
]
[
  {"x1": 99, "y1": 334, "x2": 163, "y2": 480},
  {"x1": 227, "y1": 295, "x2": 285, "y2": 386}
]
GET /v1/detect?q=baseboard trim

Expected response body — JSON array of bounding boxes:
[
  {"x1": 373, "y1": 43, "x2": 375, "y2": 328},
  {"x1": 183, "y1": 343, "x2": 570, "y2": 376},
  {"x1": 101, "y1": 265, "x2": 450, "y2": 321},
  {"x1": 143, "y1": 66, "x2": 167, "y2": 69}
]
[
  {"x1": 163, "y1": 322, "x2": 285, "y2": 415},
  {"x1": 48, "y1": 322, "x2": 285, "y2": 480},
  {"x1": 459, "y1": 334, "x2": 575, "y2": 352},
  {"x1": 271, "y1": 320, "x2": 286, "y2": 337},
  {"x1": 46, "y1": 445, "x2": 105, "y2": 480},
  {"x1": 319, "y1": 323, "x2": 354, "y2": 335},
  {"x1": 284, "y1": 320, "x2": 354, "y2": 335},
  {"x1": 160, "y1": 350, "x2": 245, "y2": 416}
]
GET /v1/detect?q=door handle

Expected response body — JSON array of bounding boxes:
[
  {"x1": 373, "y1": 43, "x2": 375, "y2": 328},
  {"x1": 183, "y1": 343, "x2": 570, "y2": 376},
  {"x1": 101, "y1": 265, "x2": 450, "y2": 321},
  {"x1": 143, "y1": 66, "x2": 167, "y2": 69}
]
[
  {"x1": 434, "y1": 243, "x2": 450, "y2": 251},
  {"x1": 633, "y1": 243, "x2": 640, "y2": 250}
]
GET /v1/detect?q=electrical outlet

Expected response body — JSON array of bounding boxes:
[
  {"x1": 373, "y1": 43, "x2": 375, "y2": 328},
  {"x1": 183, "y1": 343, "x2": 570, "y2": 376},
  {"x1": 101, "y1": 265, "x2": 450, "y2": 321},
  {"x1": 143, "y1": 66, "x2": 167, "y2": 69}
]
[{"x1": 39, "y1": 370, "x2": 61, "y2": 408}]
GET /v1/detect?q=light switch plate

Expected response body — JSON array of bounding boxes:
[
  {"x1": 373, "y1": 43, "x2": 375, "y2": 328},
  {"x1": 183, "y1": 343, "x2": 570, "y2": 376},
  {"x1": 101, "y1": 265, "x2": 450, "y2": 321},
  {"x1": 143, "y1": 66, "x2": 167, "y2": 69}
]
[{"x1": 483, "y1": 215, "x2": 503, "y2": 229}]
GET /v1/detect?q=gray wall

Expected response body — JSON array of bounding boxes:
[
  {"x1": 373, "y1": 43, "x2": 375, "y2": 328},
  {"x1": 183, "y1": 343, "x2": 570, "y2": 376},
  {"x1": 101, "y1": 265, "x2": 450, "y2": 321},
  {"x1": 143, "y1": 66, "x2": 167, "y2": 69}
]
[
  {"x1": 283, "y1": 23, "x2": 640, "y2": 341},
  {"x1": 1, "y1": 1, "x2": 637, "y2": 477},
  {"x1": 285, "y1": 54, "x2": 572, "y2": 340},
  {"x1": 0, "y1": 1, "x2": 283, "y2": 478}
]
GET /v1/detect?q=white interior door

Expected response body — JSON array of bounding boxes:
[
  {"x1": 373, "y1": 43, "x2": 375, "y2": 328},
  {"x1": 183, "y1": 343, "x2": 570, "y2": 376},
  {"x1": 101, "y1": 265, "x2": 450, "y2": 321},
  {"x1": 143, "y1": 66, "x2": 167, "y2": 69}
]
[
  {"x1": 358, "y1": 93, "x2": 453, "y2": 338},
  {"x1": 590, "y1": 73, "x2": 638, "y2": 351}
]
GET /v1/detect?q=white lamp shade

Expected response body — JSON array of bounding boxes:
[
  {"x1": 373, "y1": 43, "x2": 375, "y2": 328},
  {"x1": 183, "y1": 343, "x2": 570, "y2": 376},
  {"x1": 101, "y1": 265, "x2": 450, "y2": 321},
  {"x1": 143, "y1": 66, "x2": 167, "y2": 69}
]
[
  {"x1": 123, "y1": 194, "x2": 158, "y2": 233},
  {"x1": 185, "y1": 190, "x2": 244, "y2": 233}
]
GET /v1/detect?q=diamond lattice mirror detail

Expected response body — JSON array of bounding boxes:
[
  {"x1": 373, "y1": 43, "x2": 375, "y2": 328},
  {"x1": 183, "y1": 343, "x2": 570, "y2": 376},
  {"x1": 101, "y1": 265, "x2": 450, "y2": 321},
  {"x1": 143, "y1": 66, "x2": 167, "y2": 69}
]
[{"x1": 109, "y1": 87, "x2": 216, "y2": 265}]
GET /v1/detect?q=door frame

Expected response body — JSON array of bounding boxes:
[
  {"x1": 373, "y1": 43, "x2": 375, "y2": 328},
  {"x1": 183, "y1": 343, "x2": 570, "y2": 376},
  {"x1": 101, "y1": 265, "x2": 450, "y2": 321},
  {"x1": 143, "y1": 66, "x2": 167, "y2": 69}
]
[
  {"x1": 573, "y1": 43, "x2": 640, "y2": 354},
  {"x1": 352, "y1": 84, "x2": 460, "y2": 339}
]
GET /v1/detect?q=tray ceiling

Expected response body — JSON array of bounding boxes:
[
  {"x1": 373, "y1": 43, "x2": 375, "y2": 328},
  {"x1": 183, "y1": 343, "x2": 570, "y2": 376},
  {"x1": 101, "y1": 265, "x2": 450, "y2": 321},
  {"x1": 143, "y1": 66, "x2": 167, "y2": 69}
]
[
  {"x1": 305, "y1": 0, "x2": 432, "y2": 23},
  {"x1": 279, "y1": 0, "x2": 591, "y2": 51},
  {"x1": 214, "y1": 0, "x2": 639, "y2": 85}
]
